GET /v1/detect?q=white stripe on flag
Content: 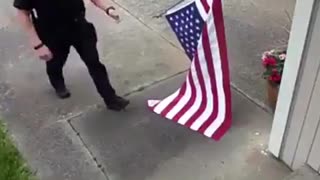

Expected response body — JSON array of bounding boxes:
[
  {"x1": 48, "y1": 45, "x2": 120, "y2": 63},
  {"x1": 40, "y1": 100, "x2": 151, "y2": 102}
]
[
  {"x1": 153, "y1": 89, "x2": 180, "y2": 114},
  {"x1": 177, "y1": 61, "x2": 202, "y2": 125},
  {"x1": 190, "y1": 17, "x2": 215, "y2": 131},
  {"x1": 204, "y1": 7, "x2": 227, "y2": 137},
  {"x1": 195, "y1": 0, "x2": 208, "y2": 20},
  {"x1": 207, "y1": 0, "x2": 213, "y2": 7},
  {"x1": 148, "y1": 100, "x2": 160, "y2": 107},
  {"x1": 166, "y1": 75, "x2": 191, "y2": 119}
]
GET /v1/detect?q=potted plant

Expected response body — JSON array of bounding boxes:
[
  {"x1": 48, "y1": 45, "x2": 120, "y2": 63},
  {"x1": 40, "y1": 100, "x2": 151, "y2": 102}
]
[{"x1": 261, "y1": 49, "x2": 286, "y2": 111}]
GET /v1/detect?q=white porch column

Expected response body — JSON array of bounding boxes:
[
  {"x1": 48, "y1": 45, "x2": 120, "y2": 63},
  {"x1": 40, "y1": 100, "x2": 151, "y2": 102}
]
[{"x1": 268, "y1": 0, "x2": 316, "y2": 157}]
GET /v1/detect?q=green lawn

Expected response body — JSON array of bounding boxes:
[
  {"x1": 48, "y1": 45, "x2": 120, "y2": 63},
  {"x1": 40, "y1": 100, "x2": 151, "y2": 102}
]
[{"x1": 0, "y1": 123, "x2": 34, "y2": 180}]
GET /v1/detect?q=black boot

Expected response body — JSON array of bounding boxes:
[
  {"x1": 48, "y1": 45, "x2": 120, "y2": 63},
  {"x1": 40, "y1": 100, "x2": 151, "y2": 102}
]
[
  {"x1": 55, "y1": 87, "x2": 71, "y2": 99},
  {"x1": 105, "y1": 96, "x2": 130, "y2": 111}
]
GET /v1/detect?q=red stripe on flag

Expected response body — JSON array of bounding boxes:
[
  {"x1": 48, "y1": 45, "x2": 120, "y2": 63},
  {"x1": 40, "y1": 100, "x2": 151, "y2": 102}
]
[
  {"x1": 172, "y1": 71, "x2": 197, "y2": 122},
  {"x1": 160, "y1": 82, "x2": 187, "y2": 117},
  {"x1": 211, "y1": 0, "x2": 232, "y2": 140},
  {"x1": 185, "y1": 53, "x2": 207, "y2": 127},
  {"x1": 198, "y1": 24, "x2": 219, "y2": 134},
  {"x1": 200, "y1": 0, "x2": 210, "y2": 12}
]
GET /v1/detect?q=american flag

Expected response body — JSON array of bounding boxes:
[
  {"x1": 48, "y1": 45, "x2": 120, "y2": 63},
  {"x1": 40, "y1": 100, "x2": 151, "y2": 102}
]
[{"x1": 148, "y1": 0, "x2": 232, "y2": 140}]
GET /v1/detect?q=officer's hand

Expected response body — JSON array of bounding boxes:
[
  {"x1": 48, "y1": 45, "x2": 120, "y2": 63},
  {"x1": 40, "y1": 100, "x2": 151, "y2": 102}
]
[{"x1": 36, "y1": 45, "x2": 53, "y2": 61}]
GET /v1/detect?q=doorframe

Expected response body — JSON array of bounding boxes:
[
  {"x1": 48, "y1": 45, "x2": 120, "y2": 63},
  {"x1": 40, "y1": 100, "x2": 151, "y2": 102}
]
[{"x1": 268, "y1": 0, "x2": 316, "y2": 157}]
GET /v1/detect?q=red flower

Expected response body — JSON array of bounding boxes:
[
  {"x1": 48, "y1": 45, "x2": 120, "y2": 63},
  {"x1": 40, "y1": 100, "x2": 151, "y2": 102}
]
[
  {"x1": 262, "y1": 57, "x2": 277, "y2": 67},
  {"x1": 272, "y1": 68, "x2": 278, "y2": 73},
  {"x1": 269, "y1": 70, "x2": 281, "y2": 83}
]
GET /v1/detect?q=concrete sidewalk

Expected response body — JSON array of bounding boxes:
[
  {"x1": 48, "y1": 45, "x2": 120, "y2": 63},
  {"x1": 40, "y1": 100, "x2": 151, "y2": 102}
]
[
  {"x1": 0, "y1": 0, "x2": 295, "y2": 179},
  {"x1": 2, "y1": 69, "x2": 292, "y2": 179},
  {"x1": 70, "y1": 73, "x2": 290, "y2": 180}
]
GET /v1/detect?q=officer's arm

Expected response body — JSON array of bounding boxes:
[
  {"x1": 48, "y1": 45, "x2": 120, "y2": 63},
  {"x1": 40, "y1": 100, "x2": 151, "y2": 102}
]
[
  {"x1": 16, "y1": 10, "x2": 42, "y2": 48},
  {"x1": 90, "y1": 0, "x2": 111, "y2": 11}
]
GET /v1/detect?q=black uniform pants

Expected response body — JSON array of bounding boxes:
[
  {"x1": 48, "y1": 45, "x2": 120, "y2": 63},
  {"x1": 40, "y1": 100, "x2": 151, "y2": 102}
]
[{"x1": 38, "y1": 19, "x2": 116, "y2": 101}]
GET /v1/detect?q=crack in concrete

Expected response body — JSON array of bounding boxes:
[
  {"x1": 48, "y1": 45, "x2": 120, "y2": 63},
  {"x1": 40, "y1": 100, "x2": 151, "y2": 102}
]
[
  {"x1": 38, "y1": 104, "x2": 100, "y2": 131},
  {"x1": 109, "y1": 0, "x2": 182, "y2": 51},
  {"x1": 123, "y1": 70, "x2": 187, "y2": 97},
  {"x1": 230, "y1": 82, "x2": 272, "y2": 114},
  {"x1": 67, "y1": 118, "x2": 111, "y2": 180},
  {"x1": 152, "y1": 0, "x2": 185, "y2": 18},
  {"x1": 56, "y1": 71, "x2": 188, "y2": 127},
  {"x1": 40, "y1": 69, "x2": 187, "y2": 130},
  {"x1": 38, "y1": 112, "x2": 84, "y2": 131}
]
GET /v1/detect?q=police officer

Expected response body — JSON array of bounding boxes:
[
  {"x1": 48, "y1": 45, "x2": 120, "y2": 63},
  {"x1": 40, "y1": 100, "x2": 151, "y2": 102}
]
[{"x1": 14, "y1": 0, "x2": 129, "y2": 111}]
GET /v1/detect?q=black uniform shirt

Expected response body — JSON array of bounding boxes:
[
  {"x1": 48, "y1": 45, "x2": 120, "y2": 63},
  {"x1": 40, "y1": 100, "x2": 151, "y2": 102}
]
[{"x1": 14, "y1": 0, "x2": 86, "y2": 25}]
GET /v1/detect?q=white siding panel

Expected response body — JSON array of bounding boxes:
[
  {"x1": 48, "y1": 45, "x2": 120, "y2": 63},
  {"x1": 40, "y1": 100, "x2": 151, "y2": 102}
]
[
  {"x1": 307, "y1": 121, "x2": 320, "y2": 172},
  {"x1": 281, "y1": 0, "x2": 320, "y2": 168}
]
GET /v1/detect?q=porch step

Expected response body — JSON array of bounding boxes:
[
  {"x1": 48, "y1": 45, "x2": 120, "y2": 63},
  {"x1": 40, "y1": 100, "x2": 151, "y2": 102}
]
[{"x1": 284, "y1": 166, "x2": 320, "y2": 180}]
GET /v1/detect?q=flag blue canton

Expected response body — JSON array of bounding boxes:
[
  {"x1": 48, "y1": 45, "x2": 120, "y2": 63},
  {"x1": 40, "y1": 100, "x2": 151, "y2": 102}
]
[{"x1": 166, "y1": 2, "x2": 205, "y2": 60}]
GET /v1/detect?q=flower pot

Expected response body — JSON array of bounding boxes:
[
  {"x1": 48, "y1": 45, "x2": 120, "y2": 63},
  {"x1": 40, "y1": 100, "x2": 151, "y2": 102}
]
[{"x1": 266, "y1": 80, "x2": 279, "y2": 111}]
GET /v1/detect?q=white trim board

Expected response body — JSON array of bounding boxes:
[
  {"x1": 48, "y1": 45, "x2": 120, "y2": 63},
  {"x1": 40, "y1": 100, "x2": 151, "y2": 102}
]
[{"x1": 268, "y1": 0, "x2": 316, "y2": 157}]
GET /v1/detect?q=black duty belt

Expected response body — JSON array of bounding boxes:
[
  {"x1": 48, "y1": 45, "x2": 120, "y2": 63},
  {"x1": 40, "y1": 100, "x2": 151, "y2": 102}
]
[{"x1": 31, "y1": 11, "x2": 86, "y2": 25}]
